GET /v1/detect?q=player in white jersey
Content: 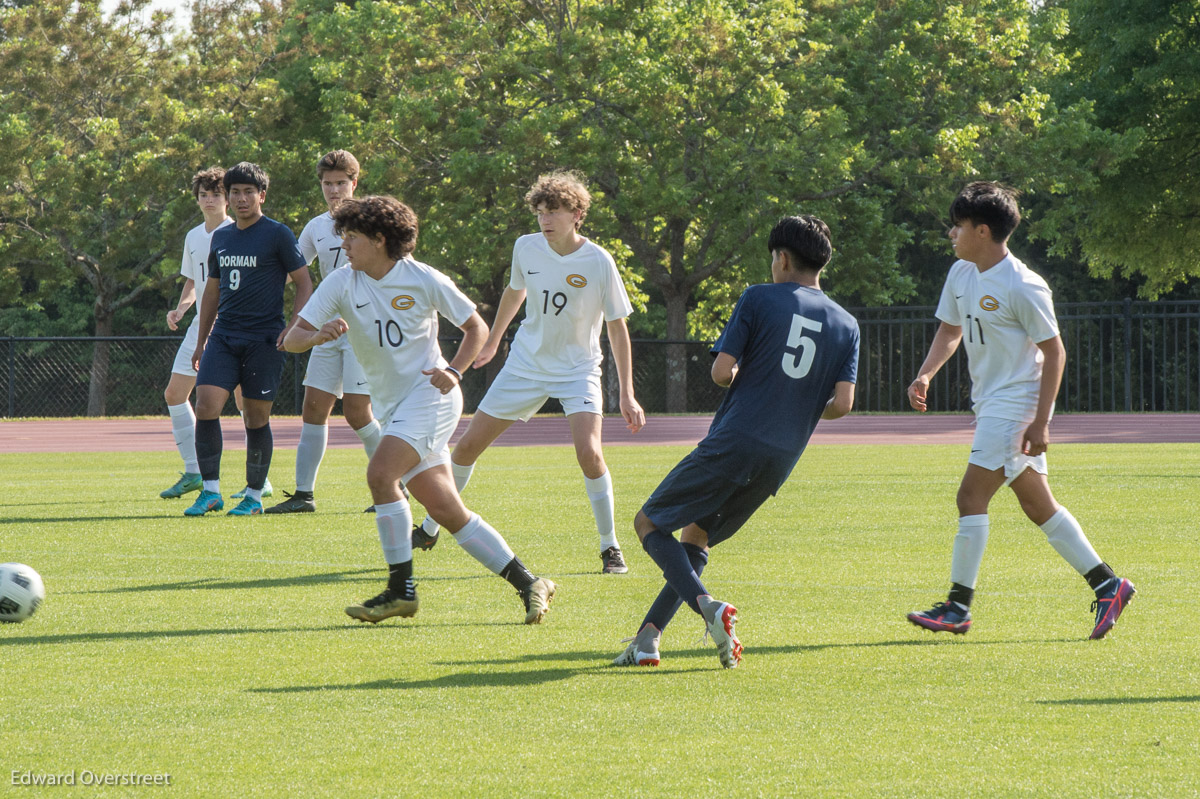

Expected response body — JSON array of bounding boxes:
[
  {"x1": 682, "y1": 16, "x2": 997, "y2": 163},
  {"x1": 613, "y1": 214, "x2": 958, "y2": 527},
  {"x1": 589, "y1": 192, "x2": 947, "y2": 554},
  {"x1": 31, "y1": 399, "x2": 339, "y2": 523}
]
[
  {"x1": 159, "y1": 167, "x2": 269, "y2": 499},
  {"x1": 906, "y1": 182, "x2": 1135, "y2": 640},
  {"x1": 284, "y1": 196, "x2": 556, "y2": 625},
  {"x1": 414, "y1": 171, "x2": 646, "y2": 574},
  {"x1": 266, "y1": 150, "x2": 382, "y2": 514}
]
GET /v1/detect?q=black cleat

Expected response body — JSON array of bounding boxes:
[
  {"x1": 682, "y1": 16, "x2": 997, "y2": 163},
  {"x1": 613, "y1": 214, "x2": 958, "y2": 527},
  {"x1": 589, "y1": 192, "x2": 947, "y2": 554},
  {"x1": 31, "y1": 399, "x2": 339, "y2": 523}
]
[
  {"x1": 600, "y1": 546, "x2": 628, "y2": 574},
  {"x1": 264, "y1": 490, "x2": 316, "y2": 514},
  {"x1": 412, "y1": 523, "x2": 440, "y2": 551}
]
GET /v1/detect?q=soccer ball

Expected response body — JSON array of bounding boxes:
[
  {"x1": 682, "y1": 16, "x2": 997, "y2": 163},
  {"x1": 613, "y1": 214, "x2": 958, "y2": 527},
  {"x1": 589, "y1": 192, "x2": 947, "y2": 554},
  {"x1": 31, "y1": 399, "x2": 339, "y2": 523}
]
[{"x1": 0, "y1": 563, "x2": 45, "y2": 623}]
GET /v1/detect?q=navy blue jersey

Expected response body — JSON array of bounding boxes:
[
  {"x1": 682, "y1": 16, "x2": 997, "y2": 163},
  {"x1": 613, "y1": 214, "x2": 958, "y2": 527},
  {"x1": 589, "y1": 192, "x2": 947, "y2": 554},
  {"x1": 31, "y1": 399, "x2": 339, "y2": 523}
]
[
  {"x1": 701, "y1": 283, "x2": 859, "y2": 487},
  {"x1": 207, "y1": 216, "x2": 307, "y2": 338}
]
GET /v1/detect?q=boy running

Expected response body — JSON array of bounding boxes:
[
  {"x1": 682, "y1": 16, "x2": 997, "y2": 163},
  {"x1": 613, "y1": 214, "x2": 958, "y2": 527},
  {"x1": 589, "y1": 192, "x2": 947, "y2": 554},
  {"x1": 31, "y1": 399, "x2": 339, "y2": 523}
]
[{"x1": 906, "y1": 181, "x2": 1135, "y2": 640}]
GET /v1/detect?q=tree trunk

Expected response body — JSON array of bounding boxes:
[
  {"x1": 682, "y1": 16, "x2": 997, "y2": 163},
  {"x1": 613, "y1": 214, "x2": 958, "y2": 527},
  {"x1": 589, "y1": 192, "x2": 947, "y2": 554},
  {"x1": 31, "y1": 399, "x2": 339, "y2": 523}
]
[
  {"x1": 87, "y1": 313, "x2": 113, "y2": 417},
  {"x1": 663, "y1": 290, "x2": 689, "y2": 413}
]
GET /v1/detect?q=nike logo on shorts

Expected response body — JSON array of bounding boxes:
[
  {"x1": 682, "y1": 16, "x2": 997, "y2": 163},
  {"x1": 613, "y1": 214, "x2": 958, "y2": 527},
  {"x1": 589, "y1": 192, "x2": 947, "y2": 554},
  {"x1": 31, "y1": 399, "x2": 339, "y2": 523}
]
[
  {"x1": 528, "y1": 271, "x2": 540, "y2": 275},
  {"x1": 261, "y1": 389, "x2": 271, "y2": 395},
  {"x1": 583, "y1": 399, "x2": 593, "y2": 405},
  {"x1": 356, "y1": 381, "x2": 368, "y2": 386}
]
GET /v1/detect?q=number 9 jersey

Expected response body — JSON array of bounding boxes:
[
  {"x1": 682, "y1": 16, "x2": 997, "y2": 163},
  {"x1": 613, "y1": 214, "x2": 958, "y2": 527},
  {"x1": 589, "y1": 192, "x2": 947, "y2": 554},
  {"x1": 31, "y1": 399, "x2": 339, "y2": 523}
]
[{"x1": 298, "y1": 257, "x2": 477, "y2": 421}]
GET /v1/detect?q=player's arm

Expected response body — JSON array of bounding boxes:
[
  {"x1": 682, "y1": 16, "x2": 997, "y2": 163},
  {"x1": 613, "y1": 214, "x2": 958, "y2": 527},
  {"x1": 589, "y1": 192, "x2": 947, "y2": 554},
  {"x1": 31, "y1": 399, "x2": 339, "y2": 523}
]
[
  {"x1": 711, "y1": 351, "x2": 738, "y2": 387},
  {"x1": 425, "y1": 311, "x2": 489, "y2": 393},
  {"x1": 822, "y1": 381, "x2": 856, "y2": 420},
  {"x1": 473, "y1": 286, "x2": 526, "y2": 368},
  {"x1": 1023, "y1": 335, "x2": 1065, "y2": 456},
  {"x1": 190, "y1": 278, "x2": 221, "y2": 371},
  {"x1": 606, "y1": 316, "x2": 645, "y2": 433},
  {"x1": 167, "y1": 278, "x2": 196, "y2": 331},
  {"x1": 907, "y1": 322, "x2": 963, "y2": 412},
  {"x1": 284, "y1": 317, "x2": 348, "y2": 353},
  {"x1": 279, "y1": 266, "x2": 315, "y2": 349}
]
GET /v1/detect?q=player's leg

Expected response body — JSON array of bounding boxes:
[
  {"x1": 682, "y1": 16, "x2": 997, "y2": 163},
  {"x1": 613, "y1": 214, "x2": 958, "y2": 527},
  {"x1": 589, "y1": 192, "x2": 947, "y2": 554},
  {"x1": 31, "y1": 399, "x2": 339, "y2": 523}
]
[
  {"x1": 227, "y1": 340, "x2": 285, "y2": 516},
  {"x1": 339, "y1": 345, "x2": 382, "y2": 461},
  {"x1": 161, "y1": 325, "x2": 202, "y2": 498},
  {"x1": 1009, "y1": 468, "x2": 1135, "y2": 639},
  {"x1": 230, "y1": 385, "x2": 272, "y2": 499},
  {"x1": 184, "y1": 334, "x2": 238, "y2": 516},
  {"x1": 266, "y1": 384, "x2": 335, "y2": 514},
  {"x1": 567, "y1": 399, "x2": 626, "y2": 573}
]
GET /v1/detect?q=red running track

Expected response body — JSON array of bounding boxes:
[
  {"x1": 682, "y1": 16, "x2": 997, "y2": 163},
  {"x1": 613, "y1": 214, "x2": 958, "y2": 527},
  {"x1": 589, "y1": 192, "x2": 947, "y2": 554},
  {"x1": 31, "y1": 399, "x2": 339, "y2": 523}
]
[{"x1": 1, "y1": 413, "x2": 1198, "y2": 454}]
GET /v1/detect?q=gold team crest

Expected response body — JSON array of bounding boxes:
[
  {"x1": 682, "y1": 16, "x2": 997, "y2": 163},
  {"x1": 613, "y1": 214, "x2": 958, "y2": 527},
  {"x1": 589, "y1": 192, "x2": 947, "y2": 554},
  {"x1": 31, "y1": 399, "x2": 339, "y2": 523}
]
[
  {"x1": 566, "y1": 274, "x2": 587, "y2": 288},
  {"x1": 979, "y1": 295, "x2": 999, "y2": 311},
  {"x1": 391, "y1": 295, "x2": 416, "y2": 310}
]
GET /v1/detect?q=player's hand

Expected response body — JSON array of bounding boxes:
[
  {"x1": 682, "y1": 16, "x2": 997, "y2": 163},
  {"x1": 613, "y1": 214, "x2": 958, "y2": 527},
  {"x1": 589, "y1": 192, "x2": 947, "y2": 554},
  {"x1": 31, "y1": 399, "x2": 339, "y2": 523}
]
[
  {"x1": 907, "y1": 376, "x2": 930, "y2": 412},
  {"x1": 422, "y1": 366, "x2": 460, "y2": 395},
  {"x1": 621, "y1": 394, "x2": 645, "y2": 434},
  {"x1": 1022, "y1": 421, "x2": 1050, "y2": 456},
  {"x1": 311, "y1": 319, "x2": 349, "y2": 346},
  {"x1": 190, "y1": 348, "x2": 202, "y2": 372},
  {"x1": 166, "y1": 309, "x2": 184, "y2": 331},
  {"x1": 472, "y1": 340, "x2": 500, "y2": 369}
]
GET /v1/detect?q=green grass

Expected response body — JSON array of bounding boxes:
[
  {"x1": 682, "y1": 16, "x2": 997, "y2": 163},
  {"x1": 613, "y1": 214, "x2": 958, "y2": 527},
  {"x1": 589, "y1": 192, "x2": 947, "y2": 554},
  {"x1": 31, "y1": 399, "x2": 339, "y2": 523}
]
[{"x1": 2, "y1": 442, "x2": 1197, "y2": 798}]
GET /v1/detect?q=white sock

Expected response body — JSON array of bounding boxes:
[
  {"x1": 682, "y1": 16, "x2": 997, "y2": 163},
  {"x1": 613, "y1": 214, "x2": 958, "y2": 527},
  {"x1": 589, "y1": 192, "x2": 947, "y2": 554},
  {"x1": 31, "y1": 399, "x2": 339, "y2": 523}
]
[
  {"x1": 451, "y1": 513, "x2": 516, "y2": 574},
  {"x1": 1040, "y1": 507, "x2": 1102, "y2": 575},
  {"x1": 244, "y1": 487, "x2": 262, "y2": 502},
  {"x1": 295, "y1": 422, "x2": 328, "y2": 493},
  {"x1": 354, "y1": 419, "x2": 383, "y2": 460},
  {"x1": 375, "y1": 499, "x2": 414, "y2": 564},
  {"x1": 203, "y1": 479, "x2": 220, "y2": 494},
  {"x1": 585, "y1": 471, "x2": 619, "y2": 551},
  {"x1": 168, "y1": 402, "x2": 199, "y2": 473},
  {"x1": 949, "y1": 514, "x2": 989, "y2": 589},
  {"x1": 421, "y1": 461, "x2": 475, "y2": 535}
]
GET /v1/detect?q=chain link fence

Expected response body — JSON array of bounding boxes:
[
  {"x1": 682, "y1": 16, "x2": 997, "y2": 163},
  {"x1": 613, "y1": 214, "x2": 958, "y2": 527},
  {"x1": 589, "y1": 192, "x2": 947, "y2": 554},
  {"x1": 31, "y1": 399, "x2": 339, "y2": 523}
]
[{"x1": 3, "y1": 299, "x2": 1199, "y2": 417}]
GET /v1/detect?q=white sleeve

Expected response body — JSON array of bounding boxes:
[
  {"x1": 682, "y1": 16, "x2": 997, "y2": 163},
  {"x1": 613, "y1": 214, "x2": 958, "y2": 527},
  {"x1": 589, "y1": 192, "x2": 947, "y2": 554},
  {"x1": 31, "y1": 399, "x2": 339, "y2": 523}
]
[
  {"x1": 298, "y1": 272, "x2": 344, "y2": 329},
  {"x1": 1015, "y1": 281, "x2": 1060, "y2": 344},
  {"x1": 934, "y1": 265, "x2": 963, "y2": 326},
  {"x1": 298, "y1": 220, "x2": 318, "y2": 265},
  {"x1": 430, "y1": 270, "x2": 477, "y2": 328},
  {"x1": 508, "y1": 240, "x2": 526, "y2": 291},
  {"x1": 179, "y1": 237, "x2": 192, "y2": 280},
  {"x1": 601, "y1": 250, "x2": 633, "y2": 321}
]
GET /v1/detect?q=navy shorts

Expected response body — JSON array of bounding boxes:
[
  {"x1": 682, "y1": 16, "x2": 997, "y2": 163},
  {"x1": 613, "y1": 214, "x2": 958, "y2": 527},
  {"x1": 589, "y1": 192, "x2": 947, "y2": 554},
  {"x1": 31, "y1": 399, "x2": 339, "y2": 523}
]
[
  {"x1": 196, "y1": 331, "x2": 286, "y2": 399},
  {"x1": 640, "y1": 445, "x2": 792, "y2": 548}
]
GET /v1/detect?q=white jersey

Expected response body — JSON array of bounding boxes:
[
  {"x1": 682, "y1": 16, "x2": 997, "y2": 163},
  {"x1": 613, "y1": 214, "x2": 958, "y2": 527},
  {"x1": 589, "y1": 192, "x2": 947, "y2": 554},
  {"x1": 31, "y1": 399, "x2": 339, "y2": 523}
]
[
  {"x1": 180, "y1": 218, "x2": 233, "y2": 322},
  {"x1": 298, "y1": 212, "x2": 346, "y2": 279},
  {"x1": 504, "y1": 233, "x2": 633, "y2": 381},
  {"x1": 935, "y1": 253, "x2": 1060, "y2": 423},
  {"x1": 299, "y1": 258, "x2": 476, "y2": 421}
]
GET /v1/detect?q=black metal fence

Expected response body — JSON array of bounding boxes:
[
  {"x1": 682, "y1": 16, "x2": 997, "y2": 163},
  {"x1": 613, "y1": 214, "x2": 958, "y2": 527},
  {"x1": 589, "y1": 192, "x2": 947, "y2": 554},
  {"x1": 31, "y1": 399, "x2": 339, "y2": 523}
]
[{"x1": 3, "y1": 299, "x2": 1198, "y2": 417}]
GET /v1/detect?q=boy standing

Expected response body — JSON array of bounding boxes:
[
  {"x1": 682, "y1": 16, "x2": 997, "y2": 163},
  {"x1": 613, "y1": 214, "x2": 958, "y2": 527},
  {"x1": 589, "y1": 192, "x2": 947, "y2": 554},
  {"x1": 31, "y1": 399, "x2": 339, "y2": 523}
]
[
  {"x1": 415, "y1": 171, "x2": 645, "y2": 574},
  {"x1": 185, "y1": 162, "x2": 314, "y2": 516},
  {"x1": 906, "y1": 181, "x2": 1135, "y2": 640},
  {"x1": 613, "y1": 215, "x2": 858, "y2": 669},
  {"x1": 268, "y1": 150, "x2": 382, "y2": 514},
  {"x1": 284, "y1": 195, "x2": 555, "y2": 624}
]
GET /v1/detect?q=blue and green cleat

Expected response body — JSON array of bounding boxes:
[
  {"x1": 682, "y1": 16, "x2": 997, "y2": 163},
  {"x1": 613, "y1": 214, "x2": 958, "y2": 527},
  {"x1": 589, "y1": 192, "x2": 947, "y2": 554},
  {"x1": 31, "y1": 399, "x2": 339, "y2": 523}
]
[
  {"x1": 160, "y1": 472, "x2": 202, "y2": 499},
  {"x1": 227, "y1": 497, "x2": 263, "y2": 516},
  {"x1": 183, "y1": 490, "x2": 224, "y2": 516}
]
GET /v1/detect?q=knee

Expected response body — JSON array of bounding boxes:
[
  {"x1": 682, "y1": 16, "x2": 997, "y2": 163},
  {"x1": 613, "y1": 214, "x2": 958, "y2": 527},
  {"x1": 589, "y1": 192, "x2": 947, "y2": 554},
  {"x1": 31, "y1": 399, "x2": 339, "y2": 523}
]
[
  {"x1": 633, "y1": 510, "x2": 654, "y2": 541},
  {"x1": 576, "y1": 448, "x2": 606, "y2": 479},
  {"x1": 344, "y1": 405, "x2": 373, "y2": 431}
]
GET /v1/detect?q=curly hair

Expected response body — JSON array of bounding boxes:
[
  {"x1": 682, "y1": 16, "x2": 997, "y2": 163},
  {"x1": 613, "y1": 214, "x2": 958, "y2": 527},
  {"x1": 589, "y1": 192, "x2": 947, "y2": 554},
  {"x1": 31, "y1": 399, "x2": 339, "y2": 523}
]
[
  {"x1": 524, "y1": 170, "x2": 591, "y2": 230},
  {"x1": 191, "y1": 166, "x2": 225, "y2": 199},
  {"x1": 316, "y1": 150, "x2": 360, "y2": 181},
  {"x1": 332, "y1": 196, "x2": 418, "y2": 260}
]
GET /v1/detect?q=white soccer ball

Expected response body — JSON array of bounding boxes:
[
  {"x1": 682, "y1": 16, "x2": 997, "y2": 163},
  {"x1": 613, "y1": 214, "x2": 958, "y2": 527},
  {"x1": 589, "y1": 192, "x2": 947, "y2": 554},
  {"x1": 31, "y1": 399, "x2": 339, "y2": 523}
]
[{"x1": 0, "y1": 563, "x2": 45, "y2": 623}]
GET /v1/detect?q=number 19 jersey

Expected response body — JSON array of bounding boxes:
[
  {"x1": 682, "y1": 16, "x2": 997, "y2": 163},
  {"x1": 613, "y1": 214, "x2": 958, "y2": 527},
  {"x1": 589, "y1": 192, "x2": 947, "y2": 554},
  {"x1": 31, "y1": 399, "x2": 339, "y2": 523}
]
[
  {"x1": 298, "y1": 258, "x2": 477, "y2": 421},
  {"x1": 504, "y1": 234, "x2": 633, "y2": 382}
]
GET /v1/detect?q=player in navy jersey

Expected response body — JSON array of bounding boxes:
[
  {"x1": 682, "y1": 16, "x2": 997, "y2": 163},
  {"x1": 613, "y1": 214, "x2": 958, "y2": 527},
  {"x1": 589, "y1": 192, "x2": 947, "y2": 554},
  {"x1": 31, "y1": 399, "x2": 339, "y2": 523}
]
[
  {"x1": 613, "y1": 215, "x2": 859, "y2": 669},
  {"x1": 184, "y1": 161, "x2": 314, "y2": 516}
]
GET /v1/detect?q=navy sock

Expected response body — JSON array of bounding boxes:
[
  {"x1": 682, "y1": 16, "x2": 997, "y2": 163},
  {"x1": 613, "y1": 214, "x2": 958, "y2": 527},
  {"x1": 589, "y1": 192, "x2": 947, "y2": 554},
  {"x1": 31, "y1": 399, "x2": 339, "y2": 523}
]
[
  {"x1": 195, "y1": 418, "x2": 223, "y2": 482},
  {"x1": 640, "y1": 542, "x2": 708, "y2": 632},
  {"x1": 640, "y1": 530, "x2": 709, "y2": 616},
  {"x1": 245, "y1": 423, "x2": 273, "y2": 491}
]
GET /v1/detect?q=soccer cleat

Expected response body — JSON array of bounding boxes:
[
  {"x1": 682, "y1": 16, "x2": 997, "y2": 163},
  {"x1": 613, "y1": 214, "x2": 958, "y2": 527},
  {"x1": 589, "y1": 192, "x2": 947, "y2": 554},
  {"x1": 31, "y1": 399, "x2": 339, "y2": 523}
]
[
  {"x1": 612, "y1": 623, "x2": 662, "y2": 667},
  {"x1": 412, "y1": 523, "x2": 439, "y2": 551},
  {"x1": 264, "y1": 491, "x2": 315, "y2": 514},
  {"x1": 226, "y1": 496, "x2": 263, "y2": 516},
  {"x1": 160, "y1": 472, "x2": 202, "y2": 499},
  {"x1": 232, "y1": 478, "x2": 273, "y2": 500},
  {"x1": 600, "y1": 546, "x2": 628, "y2": 574},
  {"x1": 363, "y1": 505, "x2": 376, "y2": 513},
  {"x1": 183, "y1": 490, "x2": 224, "y2": 516},
  {"x1": 1090, "y1": 577, "x2": 1136, "y2": 640},
  {"x1": 907, "y1": 601, "x2": 972, "y2": 634},
  {"x1": 346, "y1": 588, "x2": 419, "y2": 623},
  {"x1": 697, "y1": 595, "x2": 743, "y2": 668},
  {"x1": 519, "y1": 577, "x2": 556, "y2": 625}
]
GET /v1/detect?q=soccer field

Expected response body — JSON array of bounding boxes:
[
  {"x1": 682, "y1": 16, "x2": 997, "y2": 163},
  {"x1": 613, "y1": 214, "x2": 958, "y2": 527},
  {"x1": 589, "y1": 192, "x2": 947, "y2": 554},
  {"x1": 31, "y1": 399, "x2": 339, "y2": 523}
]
[{"x1": 2, "y1": 443, "x2": 1196, "y2": 797}]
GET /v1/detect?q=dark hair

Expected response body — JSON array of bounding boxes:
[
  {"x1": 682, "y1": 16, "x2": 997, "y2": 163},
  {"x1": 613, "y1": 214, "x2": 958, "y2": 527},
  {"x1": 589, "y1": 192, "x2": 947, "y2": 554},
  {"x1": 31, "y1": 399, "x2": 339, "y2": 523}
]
[
  {"x1": 317, "y1": 150, "x2": 360, "y2": 180},
  {"x1": 332, "y1": 195, "x2": 418, "y2": 260},
  {"x1": 525, "y1": 170, "x2": 591, "y2": 230},
  {"x1": 949, "y1": 181, "x2": 1021, "y2": 242},
  {"x1": 767, "y1": 215, "x2": 832, "y2": 271},
  {"x1": 191, "y1": 166, "x2": 226, "y2": 199},
  {"x1": 223, "y1": 161, "x2": 269, "y2": 193}
]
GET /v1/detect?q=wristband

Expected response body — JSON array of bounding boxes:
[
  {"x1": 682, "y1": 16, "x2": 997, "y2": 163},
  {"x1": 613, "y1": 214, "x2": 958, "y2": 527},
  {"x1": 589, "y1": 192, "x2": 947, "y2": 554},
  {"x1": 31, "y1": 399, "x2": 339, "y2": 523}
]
[{"x1": 444, "y1": 365, "x2": 462, "y2": 381}]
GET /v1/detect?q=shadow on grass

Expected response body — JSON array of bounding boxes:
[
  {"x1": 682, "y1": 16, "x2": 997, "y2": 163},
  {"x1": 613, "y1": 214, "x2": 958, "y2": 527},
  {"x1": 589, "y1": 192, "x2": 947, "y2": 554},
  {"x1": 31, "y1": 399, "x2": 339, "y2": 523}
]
[
  {"x1": 1036, "y1": 695, "x2": 1200, "y2": 706},
  {"x1": 249, "y1": 664, "x2": 618, "y2": 693},
  {"x1": 0, "y1": 514, "x2": 196, "y2": 525},
  {"x1": 68, "y1": 571, "x2": 489, "y2": 595}
]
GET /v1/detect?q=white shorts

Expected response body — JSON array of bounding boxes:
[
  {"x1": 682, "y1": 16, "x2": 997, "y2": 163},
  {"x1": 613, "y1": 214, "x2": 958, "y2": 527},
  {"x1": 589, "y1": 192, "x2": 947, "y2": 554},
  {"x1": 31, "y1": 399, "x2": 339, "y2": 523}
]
[
  {"x1": 477, "y1": 368, "x2": 603, "y2": 422},
  {"x1": 170, "y1": 320, "x2": 201, "y2": 377},
  {"x1": 969, "y1": 416, "x2": 1049, "y2": 486},
  {"x1": 303, "y1": 337, "x2": 370, "y2": 398},
  {"x1": 382, "y1": 380, "x2": 463, "y2": 484}
]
